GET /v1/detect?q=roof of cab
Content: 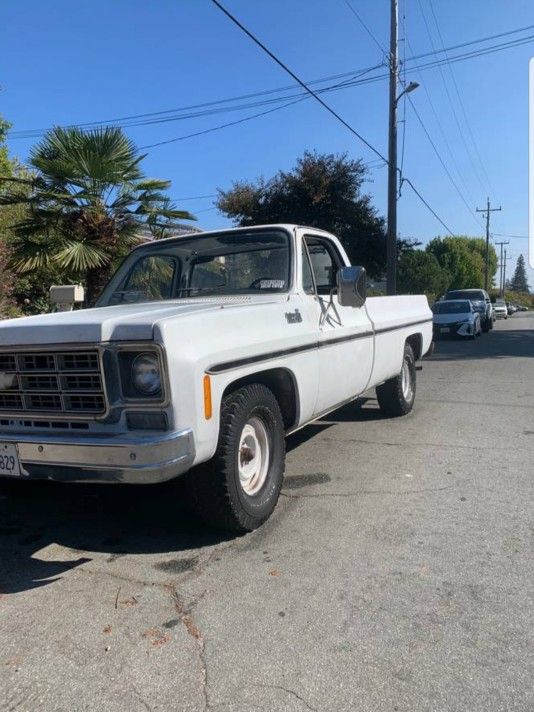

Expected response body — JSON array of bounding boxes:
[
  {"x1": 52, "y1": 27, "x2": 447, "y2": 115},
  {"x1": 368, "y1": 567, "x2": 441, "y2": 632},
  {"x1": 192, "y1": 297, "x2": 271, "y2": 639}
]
[{"x1": 131, "y1": 223, "x2": 335, "y2": 251}]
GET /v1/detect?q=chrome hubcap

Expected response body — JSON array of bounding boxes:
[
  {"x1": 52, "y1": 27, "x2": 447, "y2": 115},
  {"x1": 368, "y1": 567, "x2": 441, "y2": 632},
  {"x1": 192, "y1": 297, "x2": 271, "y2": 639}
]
[
  {"x1": 401, "y1": 359, "x2": 414, "y2": 402},
  {"x1": 238, "y1": 416, "x2": 270, "y2": 496}
]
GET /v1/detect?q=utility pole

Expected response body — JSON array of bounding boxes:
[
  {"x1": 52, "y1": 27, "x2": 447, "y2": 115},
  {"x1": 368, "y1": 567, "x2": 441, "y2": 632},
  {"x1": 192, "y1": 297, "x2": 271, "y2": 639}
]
[
  {"x1": 503, "y1": 248, "x2": 510, "y2": 293},
  {"x1": 386, "y1": 0, "x2": 419, "y2": 295},
  {"x1": 494, "y1": 240, "x2": 509, "y2": 296},
  {"x1": 386, "y1": 0, "x2": 398, "y2": 296},
  {"x1": 476, "y1": 197, "x2": 502, "y2": 291}
]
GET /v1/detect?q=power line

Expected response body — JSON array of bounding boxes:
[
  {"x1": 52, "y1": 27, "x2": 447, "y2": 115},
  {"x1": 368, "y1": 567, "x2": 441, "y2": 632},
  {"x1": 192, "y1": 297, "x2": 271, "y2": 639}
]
[
  {"x1": 416, "y1": 0, "x2": 488, "y2": 200},
  {"x1": 139, "y1": 94, "x2": 308, "y2": 149},
  {"x1": 428, "y1": 0, "x2": 495, "y2": 198},
  {"x1": 9, "y1": 64, "x2": 386, "y2": 140},
  {"x1": 210, "y1": 0, "x2": 456, "y2": 238},
  {"x1": 8, "y1": 26, "x2": 534, "y2": 140},
  {"x1": 139, "y1": 65, "x2": 389, "y2": 155},
  {"x1": 342, "y1": 0, "x2": 388, "y2": 58},
  {"x1": 173, "y1": 193, "x2": 218, "y2": 201},
  {"x1": 404, "y1": 37, "x2": 477, "y2": 208},
  {"x1": 400, "y1": 178, "x2": 455, "y2": 236},
  {"x1": 209, "y1": 0, "x2": 388, "y2": 164},
  {"x1": 406, "y1": 93, "x2": 482, "y2": 229}
]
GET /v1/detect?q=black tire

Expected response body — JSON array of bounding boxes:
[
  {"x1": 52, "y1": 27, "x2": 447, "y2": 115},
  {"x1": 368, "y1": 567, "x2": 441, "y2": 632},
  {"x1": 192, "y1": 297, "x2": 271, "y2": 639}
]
[
  {"x1": 482, "y1": 318, "x2": 490, "y2": 333},
  {"x1": 186, "y1": 384, "x2": 285, "y2": 533},
  {"x1": 376, "y1": 343, "x2": 416, "y2": 417}
]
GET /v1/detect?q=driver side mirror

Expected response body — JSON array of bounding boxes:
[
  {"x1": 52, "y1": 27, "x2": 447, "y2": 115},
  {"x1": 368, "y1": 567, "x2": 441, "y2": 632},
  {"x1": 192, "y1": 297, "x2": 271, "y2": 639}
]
[{"x1": 337, "y1": 266, "x2": 367, "y2": 308}]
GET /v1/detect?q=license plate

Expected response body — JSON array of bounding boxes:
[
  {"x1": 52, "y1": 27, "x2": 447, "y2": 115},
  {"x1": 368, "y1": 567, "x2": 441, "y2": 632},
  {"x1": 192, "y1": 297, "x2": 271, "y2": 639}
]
[
  {"x1": 0, "y1": 443, "x2": 21, "y2": 477},
  {"x1": 440, "y1": 327, "x2": 451, "y2": 333}
]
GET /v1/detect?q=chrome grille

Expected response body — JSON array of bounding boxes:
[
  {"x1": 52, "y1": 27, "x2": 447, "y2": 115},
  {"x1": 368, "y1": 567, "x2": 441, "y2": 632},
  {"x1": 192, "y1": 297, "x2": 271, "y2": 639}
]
[{"x1": 0, "y1": 350, "x2": 105, "y2": 416}]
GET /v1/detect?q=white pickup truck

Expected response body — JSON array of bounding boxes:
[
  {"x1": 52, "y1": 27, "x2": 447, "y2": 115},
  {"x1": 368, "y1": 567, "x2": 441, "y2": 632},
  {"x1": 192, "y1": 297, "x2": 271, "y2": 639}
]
[{"x1": 0, "y1": 225, "x2": 432, "y2": 531}]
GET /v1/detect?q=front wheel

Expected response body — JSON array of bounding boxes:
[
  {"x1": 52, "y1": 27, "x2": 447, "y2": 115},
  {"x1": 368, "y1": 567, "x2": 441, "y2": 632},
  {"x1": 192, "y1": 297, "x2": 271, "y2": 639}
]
[
  {"x1": 186, "y1": 384, "x2": 285, "y2": 532},
  {"x1": 482, "y1": 318, "x2": 490, "y2": 333},
  {"x1": 376, "y1": 343, "x2": 416, "y2": 417}
]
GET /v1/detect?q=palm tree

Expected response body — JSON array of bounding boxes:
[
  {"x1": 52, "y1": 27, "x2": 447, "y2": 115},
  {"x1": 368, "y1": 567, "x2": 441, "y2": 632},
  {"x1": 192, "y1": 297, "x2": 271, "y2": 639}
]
[{"x1": 0, "y1": 127, "x2": 195, "y2": 304}]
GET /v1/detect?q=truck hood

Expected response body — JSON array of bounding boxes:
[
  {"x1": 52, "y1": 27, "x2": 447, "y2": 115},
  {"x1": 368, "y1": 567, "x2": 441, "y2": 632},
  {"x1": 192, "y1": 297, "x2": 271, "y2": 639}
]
[{"x1": 0, "y1": 297, "x2": 274, "y2": 346}]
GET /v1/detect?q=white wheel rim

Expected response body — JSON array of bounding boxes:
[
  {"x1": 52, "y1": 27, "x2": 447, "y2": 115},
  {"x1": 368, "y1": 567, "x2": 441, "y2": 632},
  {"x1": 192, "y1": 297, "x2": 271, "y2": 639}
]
[
  {"x1": 238, "y1": 416, "x2": 270, "y2": 496},
  {"x1": 401, "y1": 359, "x2": 413, "y2": 401}
]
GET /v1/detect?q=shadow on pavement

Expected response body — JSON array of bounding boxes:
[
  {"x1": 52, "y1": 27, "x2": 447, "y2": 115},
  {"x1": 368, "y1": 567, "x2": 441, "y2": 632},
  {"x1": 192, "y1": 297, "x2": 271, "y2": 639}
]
[
  {"x1": 0, "y1": 477, "x2": 233, "y2": 594},
  {"x1": 0, "y1": 396, "x2": 387, "y2": 595},
  {"x1": 431, "y1": 324, "x2": 534, "y2": 361}
]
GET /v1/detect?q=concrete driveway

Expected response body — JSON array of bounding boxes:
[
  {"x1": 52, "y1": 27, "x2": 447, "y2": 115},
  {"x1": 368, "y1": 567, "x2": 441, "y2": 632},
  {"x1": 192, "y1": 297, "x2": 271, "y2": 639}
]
[{"x1": 1, "y1": 313, "x2": 533, "y2": 712}]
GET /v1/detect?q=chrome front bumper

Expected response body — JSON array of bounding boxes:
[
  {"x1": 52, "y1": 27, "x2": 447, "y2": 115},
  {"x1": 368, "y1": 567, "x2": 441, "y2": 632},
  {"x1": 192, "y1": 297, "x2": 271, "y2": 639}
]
[{"x1": 0, "y1": 429, "x2": 195, "y2": 484}]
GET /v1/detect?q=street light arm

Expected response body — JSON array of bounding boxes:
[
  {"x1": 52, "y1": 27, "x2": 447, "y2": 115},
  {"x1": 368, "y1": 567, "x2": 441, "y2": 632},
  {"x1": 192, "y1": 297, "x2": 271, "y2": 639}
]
[{"x1": 395, "y1": 81, "x2": 420, "y2": 106}]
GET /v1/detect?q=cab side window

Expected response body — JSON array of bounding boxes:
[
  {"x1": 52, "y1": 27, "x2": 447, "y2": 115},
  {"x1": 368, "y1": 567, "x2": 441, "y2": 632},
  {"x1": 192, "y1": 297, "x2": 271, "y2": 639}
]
[
  {"x1": 304, "y1": 237, "x2": 342, "y2": 296},
  {"x1": 302, "y1": 243, "x2": 315, "y2": 294}
]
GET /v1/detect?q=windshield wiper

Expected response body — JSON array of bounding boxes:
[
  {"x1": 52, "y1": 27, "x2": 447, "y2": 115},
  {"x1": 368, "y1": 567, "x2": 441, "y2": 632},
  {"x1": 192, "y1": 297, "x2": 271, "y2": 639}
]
[{"x1": 179, "y1": 287, "x2": 228, "y2": 296}]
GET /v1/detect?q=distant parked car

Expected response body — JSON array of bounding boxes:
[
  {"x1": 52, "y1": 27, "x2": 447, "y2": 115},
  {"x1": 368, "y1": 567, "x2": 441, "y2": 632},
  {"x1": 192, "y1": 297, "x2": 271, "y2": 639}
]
[
  {"x1": 444, "y1": 288, "x2": 493, "y2": 332},
  {"x1": 432, "y1": 299, "x2": 481, "y2": 340},
  {"x1": 494, "y1": 299, "x2": 508, "y2": 319}
]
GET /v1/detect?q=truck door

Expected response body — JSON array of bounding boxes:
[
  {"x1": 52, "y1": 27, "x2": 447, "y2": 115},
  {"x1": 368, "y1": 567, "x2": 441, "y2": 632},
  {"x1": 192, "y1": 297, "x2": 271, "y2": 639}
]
[{"x1": 302, "y1": 235, "x2": 374, "y2": 415}]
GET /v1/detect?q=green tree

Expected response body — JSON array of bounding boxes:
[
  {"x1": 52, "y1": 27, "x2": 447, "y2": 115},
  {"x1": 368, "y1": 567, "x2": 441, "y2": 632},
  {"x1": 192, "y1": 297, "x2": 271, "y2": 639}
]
[
  {"x1": 397, "y1": 250, "x2": 450, "y2": 295},
  {"x1": 509, "y1": 254, "x2": 530, "y2": 293},
  {"x1": 217, "y1": 151, "x2": 387, "y2": 277},
  {"x1": 0, "y1": 127, "x2": 195, "y2": 304},
  {"x1": 0, "y1": 114, "x2": 25, "y2": 317},
  {"x1": 0, "y1": 115, "x2": 13, "y2": 183},
  {"x1": 425, "y1": 236, "x2": 497, "y2": 289}
]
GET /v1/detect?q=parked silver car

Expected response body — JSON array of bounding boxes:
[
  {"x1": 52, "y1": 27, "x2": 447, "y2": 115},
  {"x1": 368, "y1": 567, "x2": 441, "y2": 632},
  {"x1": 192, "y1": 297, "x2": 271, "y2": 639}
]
[
  {"x1": 432, "y1": 299, "x2": 481, "y2": 340},
  {"x1": 444, "y1": 288, "x2": 494, "y2": 332}
]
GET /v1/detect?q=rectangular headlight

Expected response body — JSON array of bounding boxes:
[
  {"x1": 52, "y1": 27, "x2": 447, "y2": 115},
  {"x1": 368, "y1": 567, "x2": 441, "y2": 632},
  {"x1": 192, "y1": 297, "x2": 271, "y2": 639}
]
[{"x1": 118, "y1": 350, "x2": 164, "y2": 400}]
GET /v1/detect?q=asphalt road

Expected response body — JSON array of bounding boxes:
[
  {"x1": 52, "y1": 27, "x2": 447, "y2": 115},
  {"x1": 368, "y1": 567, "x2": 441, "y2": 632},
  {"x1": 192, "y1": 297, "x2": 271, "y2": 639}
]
[{"x1": 1, "y1": 312, "x2": 534, "y2": 712}]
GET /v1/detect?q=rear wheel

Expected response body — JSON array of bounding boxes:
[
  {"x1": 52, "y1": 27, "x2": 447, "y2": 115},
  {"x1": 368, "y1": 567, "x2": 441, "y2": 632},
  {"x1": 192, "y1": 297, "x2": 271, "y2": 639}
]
[
  {"x1": 186, "y1": 384, "x2": 285, "y2": 532},
  {"x1": 482, "y1": 318, "x2": 490, "y2": 333},
  {"x1": 376, "y1": 343, "x2": 416, "y2": 417}
]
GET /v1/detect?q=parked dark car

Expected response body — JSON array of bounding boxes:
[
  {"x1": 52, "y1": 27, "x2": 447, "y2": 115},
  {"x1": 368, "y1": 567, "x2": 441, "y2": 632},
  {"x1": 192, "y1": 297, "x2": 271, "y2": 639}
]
[{"x1": 444, "y1": 288, "x2": 493, "y2": 332}]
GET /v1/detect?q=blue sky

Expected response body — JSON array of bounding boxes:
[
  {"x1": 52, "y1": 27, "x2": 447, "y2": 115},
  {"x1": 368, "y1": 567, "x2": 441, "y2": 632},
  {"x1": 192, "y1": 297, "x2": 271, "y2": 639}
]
[{"x1": 2, "y1": 0, "x2": 533, "y2": 283}]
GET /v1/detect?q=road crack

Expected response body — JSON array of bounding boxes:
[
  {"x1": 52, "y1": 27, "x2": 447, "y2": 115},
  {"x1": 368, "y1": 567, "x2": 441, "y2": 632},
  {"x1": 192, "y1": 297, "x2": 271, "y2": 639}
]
[
  {"x1": 281, "y1": 485, "x2": 453, "y2": 499},
  {"x1": 168, "y1": 585, "x2": 210, "y2": 711},
  {"x1": 321, "y1": 435, "x2": 534, "y2": 453},
  {"x1": 251, "y1": 683, "x2": 319, "y2": 711},
  {"x1": 132, "y1": 685, "x2": 153, "y2": 712}
]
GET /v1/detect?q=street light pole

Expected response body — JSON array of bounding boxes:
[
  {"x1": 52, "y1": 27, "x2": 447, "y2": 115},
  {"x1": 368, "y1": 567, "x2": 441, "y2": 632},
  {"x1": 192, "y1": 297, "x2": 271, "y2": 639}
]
[
  {"x1": 386, "y1": 0, "x2": 419, "y2": 296},
  {"x1": 386, "y1": 0, "x2": 398, "y2": 296}
]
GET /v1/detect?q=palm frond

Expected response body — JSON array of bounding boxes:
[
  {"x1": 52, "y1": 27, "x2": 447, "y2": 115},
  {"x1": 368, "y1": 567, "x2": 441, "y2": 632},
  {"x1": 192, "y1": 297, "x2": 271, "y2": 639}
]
[
  {"x1": 9, "y1": 237, "x2": 55, "y2": 272},
  {"x1": 135, "y1": 179, "x2": 171, "y2": 192},
  {"x1": 52, "y1": 240, "x2": 108, "y2": 272}
]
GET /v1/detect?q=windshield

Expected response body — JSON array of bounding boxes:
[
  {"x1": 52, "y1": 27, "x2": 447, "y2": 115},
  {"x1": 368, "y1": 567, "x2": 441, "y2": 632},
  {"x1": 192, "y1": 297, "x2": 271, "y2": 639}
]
[
  {"x1": 99, "y1": 229, "x2": 291, "y2": 306},
  {"x1": 432, "y1": 301, "x2": 471, "y2": 314},
  {"x1": 445, "y1": 290, "x2": 485, "y2": 302},
  {"x1": 495, "y1": 300, "x2": 506, "y2": 306}
]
